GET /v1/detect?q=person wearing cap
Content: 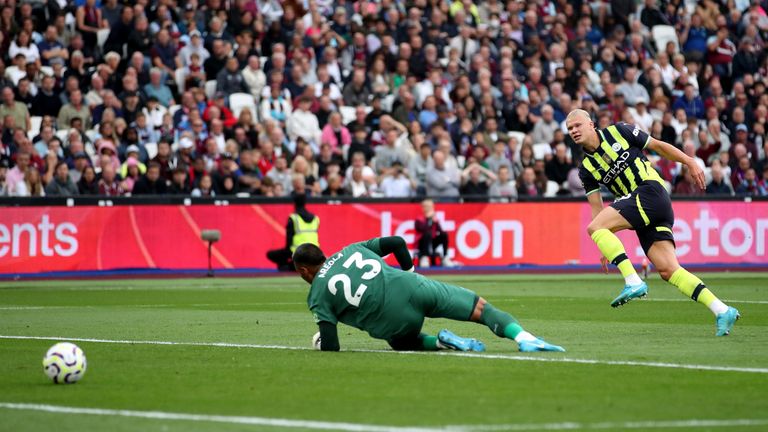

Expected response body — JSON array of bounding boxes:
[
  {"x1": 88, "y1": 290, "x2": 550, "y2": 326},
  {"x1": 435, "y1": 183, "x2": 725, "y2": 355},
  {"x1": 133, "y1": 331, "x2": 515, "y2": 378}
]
[
  {"x1": 120, "y1": 144, "x2": 147, "y2": 179},
  {"x1": 266, "y1": 193, "x2": 320, "y2": 272},
  {"x1": 731, "y1": 123, "x2": 759, "y2": 161},
  {"x1": 566, "y1": 108, "x2": 740, "y2": 336}
]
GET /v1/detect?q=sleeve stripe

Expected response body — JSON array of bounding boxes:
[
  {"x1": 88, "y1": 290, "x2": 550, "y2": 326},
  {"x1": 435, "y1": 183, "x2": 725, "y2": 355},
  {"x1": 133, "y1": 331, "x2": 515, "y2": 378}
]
[
  {"x1": 642, "y1": 135, "x2": 651, "y2": 149},
  {"x1": 585, "y1": 189, "x2": 601, "y2": 196}
]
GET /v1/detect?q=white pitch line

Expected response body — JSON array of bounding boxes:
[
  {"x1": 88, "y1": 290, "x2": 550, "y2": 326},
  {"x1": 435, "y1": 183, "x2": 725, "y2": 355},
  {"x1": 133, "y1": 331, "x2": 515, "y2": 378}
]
[
  {"x1": 1, "y1": 403, "x2": 767, "y2": 432},
  {"x1": 453, "y1": 418, "x2": 768, "y2": 431},
  {"x1": 645, "y1": 298, "x2": 768, "y2": 305},
  {"x1": 0, "y1": 402, "x2": 441, "y2": 432},
  {"x1": 2, "y1": 335, "x2": 767, "y2": 375}
]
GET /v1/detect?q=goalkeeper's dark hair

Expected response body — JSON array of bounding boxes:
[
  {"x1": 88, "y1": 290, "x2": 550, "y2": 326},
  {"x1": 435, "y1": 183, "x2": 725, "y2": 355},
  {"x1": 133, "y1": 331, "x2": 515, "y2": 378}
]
[{"x1": 293, "y1": 243, "x2": 326, "y2": 267}]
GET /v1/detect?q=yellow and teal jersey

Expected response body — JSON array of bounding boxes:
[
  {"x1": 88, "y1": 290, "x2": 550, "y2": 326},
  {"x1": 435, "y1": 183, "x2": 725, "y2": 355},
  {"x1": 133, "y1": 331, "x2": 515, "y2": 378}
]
[{"x1": 578, "y1": 122, "x2": 665, "y2": 198}]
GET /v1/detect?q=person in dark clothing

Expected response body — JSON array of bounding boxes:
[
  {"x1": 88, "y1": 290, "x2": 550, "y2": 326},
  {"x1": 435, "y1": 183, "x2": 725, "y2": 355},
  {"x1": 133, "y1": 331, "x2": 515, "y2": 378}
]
[
  {"x1": 545, "y1": 143, "x2": 574, "y2": 185},
  {"x1": 414, "y1": 199, "x2": 455, "y2": 268},
  {"x1": 266, "y1": 193, "x2": 320, "y2": 271},
  {"x1": 131, "y1": 161, "x2": 168, "y2": 195}
]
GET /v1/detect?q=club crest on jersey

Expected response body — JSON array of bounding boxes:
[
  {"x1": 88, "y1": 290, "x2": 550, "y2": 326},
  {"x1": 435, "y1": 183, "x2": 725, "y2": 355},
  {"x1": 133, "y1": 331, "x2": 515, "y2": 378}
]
[
  {"x1": 601, "y1": 153, "x2": 613, "y2": 165},
  {"x1": 612, "y1": 143, "x2": 622, "y2": 152}
]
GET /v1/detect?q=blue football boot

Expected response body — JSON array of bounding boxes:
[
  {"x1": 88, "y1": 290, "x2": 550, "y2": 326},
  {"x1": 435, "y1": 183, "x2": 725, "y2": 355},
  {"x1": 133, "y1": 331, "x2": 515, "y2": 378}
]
[
  {"x1": 518, "y1": 338, "x2": 566, "y2": 352},
  {"x1": 610, "y1": 282, "x2": 648, "y2": 308},
  {"x1": 437, "y1": 329, "x2": 486, "y2": 352},
  {"x1": 715, "y1": 307, "x2": 740, "y2": 336}
]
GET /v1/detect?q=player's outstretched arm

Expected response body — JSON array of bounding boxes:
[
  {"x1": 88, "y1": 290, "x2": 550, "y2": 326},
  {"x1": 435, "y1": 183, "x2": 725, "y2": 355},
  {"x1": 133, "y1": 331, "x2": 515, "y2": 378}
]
[
  {"x1": 317, "y1": 321, "x2": 340, "y2": 351},
  {"x1": 646, "y1": 138, "x2": 705, "y2": 189},
  {"x1": 374, "y1": 236, "x2": 415, "y2": 272}
]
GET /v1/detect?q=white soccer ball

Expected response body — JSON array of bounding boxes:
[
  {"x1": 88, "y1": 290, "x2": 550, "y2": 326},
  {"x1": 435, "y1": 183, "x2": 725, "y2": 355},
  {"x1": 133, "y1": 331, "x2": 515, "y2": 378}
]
[
  {"x1": 311, "y1": 332, "x2": 322, "y2": 350},
  {"x1": 43, "y1": 342, "x2": 87, "y2": 384}
]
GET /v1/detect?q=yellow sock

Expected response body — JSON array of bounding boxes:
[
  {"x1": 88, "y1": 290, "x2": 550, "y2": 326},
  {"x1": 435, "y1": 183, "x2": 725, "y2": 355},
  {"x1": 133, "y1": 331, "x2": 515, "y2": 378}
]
[
  {"x1": 668, "y1": 268, "x2": 728, "y2": 315},
  {"x1": 590, "y1": 229, "x2": 640, "y2": 283}
]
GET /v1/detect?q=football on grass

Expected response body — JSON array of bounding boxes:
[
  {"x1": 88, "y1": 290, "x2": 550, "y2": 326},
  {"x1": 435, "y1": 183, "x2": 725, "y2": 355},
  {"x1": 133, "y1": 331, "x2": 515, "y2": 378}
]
[{"x1": 43, "y1": 342, "x2": 87, "y2": 384}]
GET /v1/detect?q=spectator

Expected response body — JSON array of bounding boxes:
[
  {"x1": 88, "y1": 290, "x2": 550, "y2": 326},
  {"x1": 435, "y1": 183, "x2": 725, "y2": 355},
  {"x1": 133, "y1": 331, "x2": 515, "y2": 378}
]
[
  {"x1": 342, "y1": 68, "x2": 371, "y2": 107},
  {"x1": 77, "y1": 165, "x2": 98, "y2": 195},
  {"x1": 143, "y1": 68, "x2": 175, "y2": 108},
  {"x1": 530, "y1": 105, "x2": 559, "y2": 145},
  {"x1": 217, "y1": 57, "x2": 249, "y2": 96},
  {"x1": 414, "y1": 199, "x2": 455, "y2": 268},
  {"x1": 260, "y1": 83, "x2": 293, "y2": 126},
  {"x1": 286, "y1": 96, "x2": 322, "y2": 149},
  {"x1": 132, "y1": 161, "x2": 168, "y2": 195},
  {"x1": 0, "y1": 87, "x2": 30, "y2": 131},
  {"x1": 14, "y1": 166, "x2": 45, "y2": 197},
  {"x1": 242, "y1": 55, "x2": 266, "y2": 101},
  {"x1": 735, "y1": 168, "x2": 766, "y2": 196},
  {"x1": 673, "y1": 165, "x2": 705, "y2": 196},
  {"x1": 489, "y1": 165, "x2": 518, "y2": 201},
  {"x1": 672, "y1": 84, "x2": 705, "y2": 120},
  {"x1": 460, "y1": 163, "x2": 496, "y2": 202},
  {"x1": 545, "y1": 143, "x2": 574, "y2": 185},
  {"x1": 320, "y1": 112, "x2": 351, "y2": 155},
  {"x1": 191, "y1": 173, "x2": 216, "y2": 197},
  {"x1": 706, "y1": 160, "x2": 733, "y2": 195},
  {"x1": 57, "y1": 89, "x2": 90, "y2": 130},
  {"x1": 97, "y1": 164, "x2": 124, "y2": 196},
  {"x1": 379, "y1": 161, "x2": 414, "y2": 198},
  {"x1": 45, "y1": 162, "x2": 79, "y2": 196},
  {"x1": 517, "y1": 167, "x2": 543, "y2": 197},
  {"x1": 426, "y1": 150, "x2": 460, "y2": 198}
]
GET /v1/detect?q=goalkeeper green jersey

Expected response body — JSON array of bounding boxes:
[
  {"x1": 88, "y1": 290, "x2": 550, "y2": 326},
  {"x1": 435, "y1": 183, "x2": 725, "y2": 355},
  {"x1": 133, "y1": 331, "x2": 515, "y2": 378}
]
[{"x1": 306, "y1": 238, "x2": 420, "y2": 339}]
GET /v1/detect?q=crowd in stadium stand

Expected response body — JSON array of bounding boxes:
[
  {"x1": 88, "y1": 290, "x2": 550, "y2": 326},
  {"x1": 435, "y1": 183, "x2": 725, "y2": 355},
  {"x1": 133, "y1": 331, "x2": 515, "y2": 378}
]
[{"x1": 0, "y1": 0, "x2": 767, "y2": 199}]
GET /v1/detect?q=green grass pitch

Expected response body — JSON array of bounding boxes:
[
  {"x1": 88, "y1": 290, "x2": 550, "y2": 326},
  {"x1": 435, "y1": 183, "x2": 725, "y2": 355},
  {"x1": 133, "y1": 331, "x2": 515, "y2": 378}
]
[{"x1": 1, "y1": 273, "x2": 767, "y2": 432}]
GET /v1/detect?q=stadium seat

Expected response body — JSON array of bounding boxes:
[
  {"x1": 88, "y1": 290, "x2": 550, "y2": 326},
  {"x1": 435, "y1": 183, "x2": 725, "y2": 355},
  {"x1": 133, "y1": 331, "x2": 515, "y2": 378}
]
[
  {"x1": 28, "y1": 116, "x2": 42, "y2": 140},
  {"x1": 229, "y1": 92, "x2": 257, "y2": 119},
  {"x1": 204, "y1": 80, "x2": 217, "y2": 100},
  {"x1": 544, "y1": 180, "x2": 560, "y2": 197},
  {"x1": 380, "y1": 94, "x2": 396, "y2": 112},
  {"x1": 651, "y1": 25, "x2": 679, "y2": 54},
  {"x1": 144, "y1": 142, "x2": 158, "y2": 160},
  {"x1": 55, "y1": 129, "x2": 69, "y2": 143},
  {"x1": 85, "y1": 129, "x2": 98, "y2": 143},
  {"x1": 532, "y1": 143, "x2": 552, "y2": 160},
  {"x1": 339, "y1": 106, "x2": 357, "y2": 125},
  {"x1": 97, "y1": 28, "x2": 111, "y2": 52},
  {"x1": 174, "y1": 68, "x2": 187, "y2": 93},
  {"x1": 168, "y1": 104, "x2": 181, "y2": 118},
  {"x1": 508, "y1": 131, "x2": 526, "y2": 146}
]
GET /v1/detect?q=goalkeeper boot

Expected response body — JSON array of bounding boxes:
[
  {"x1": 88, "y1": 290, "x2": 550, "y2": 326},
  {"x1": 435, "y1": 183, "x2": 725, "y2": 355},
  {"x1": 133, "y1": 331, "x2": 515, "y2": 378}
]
[
  {"x1": 715, "y1": 307, "x2": 740, "y2": 336},
  {"x1": 610, "y1": 281, "x2": 648, "y2": 308},
  {"x1": 518, "y1": 338, "x2": 566, "y2": 352},
  {"x1": 437, "y1": 329, "x2": 486, "y2": 352}
]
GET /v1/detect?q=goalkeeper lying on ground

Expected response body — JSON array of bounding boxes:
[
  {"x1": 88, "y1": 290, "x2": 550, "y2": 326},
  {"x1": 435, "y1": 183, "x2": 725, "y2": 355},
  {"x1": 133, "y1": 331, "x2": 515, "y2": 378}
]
[{"x1": 293, "y1": 236, "x2": 565, "y2": 353}]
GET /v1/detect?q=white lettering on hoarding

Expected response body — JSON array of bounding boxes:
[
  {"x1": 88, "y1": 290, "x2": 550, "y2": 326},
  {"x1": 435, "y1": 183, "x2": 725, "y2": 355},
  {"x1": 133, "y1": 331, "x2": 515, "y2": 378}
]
[
  {"x1": 381, "y1": 212, "x2": 523, "y2": 261},
  {"x1": 0, "y1": 215, "x2": 79, "y2": 259}
]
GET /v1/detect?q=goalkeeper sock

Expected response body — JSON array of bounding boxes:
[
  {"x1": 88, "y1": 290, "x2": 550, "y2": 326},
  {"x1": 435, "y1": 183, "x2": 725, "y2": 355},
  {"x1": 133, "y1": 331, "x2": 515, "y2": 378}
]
[
  {"x1": 479, "y1": 303, "x2": 535, "y2": 342},
  {"x1": 420, "y1": 334, "x2": 441, "y2": 351},
  {"x1": 669, "y1": 268, "x2": 728, "y2": 315},
  {"x1": 591, "y1": 229, "x2": 643, "y2": 286}
]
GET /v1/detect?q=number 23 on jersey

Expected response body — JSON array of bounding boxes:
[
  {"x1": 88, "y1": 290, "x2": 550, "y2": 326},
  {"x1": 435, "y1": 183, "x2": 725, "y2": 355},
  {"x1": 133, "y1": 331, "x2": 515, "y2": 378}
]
[{"x1": 327, "y1": 252, "x2": 381, "y2": 306}]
